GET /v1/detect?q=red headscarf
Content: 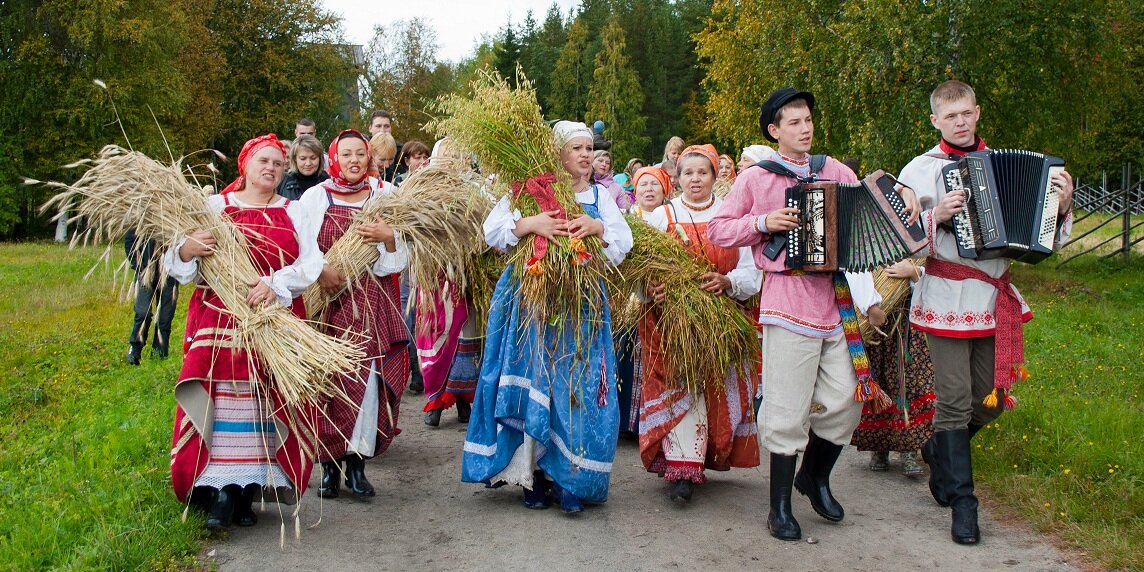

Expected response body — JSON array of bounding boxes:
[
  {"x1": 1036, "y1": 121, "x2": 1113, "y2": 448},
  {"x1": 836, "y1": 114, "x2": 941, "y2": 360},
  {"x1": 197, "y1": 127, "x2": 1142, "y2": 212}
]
[
  {"x1": 677, "y1": 144, "x2": 720, "y2": 175},
  {"x1": 220, "y1": 134, "x2": 287, "y2": 194},
  {"x1": 632, "y1": 166, "x2": 672, "y2": 201},
  {"x1": 323, "y1": 129, "x2": 372, "y2": 195}
]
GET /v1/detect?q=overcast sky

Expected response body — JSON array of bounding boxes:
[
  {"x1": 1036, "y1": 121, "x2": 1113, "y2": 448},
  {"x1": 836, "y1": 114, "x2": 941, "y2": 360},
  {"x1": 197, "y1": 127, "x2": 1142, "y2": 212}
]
[{"x1": 320, "y1": 0, "x2": 581, "y2": 63}]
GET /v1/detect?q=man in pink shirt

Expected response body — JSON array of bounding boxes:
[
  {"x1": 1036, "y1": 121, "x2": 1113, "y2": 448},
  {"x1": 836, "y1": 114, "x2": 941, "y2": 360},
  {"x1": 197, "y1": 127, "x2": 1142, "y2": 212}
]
[{"x1": 708, "y1": 88, "x2": 918, "y2": 542}]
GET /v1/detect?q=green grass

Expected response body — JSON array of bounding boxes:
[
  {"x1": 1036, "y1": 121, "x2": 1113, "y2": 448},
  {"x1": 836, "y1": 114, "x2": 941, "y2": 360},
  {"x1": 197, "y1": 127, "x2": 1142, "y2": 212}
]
[
  {"x1": 975, "y1": 253, "x2": 1144, "y2": 571},
  {"x1": 0, "y1": 243, "x2": 206, "y2": 571}
]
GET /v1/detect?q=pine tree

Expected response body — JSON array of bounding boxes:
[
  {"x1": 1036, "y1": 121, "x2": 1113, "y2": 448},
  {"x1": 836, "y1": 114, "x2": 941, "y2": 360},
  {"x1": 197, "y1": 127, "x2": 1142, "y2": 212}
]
[
  {"x1": 586, "y1": 17, "x2": 649, "y2": 164},
  {"x1": 547, "y1": 17, "x2": 591, "y2": 121},
  {"x1": 493, "y1": 22, "x2": 522, "y2": 86},
  {"x1": 530, "y1": 3, "x2": 566, "y2": 115}
]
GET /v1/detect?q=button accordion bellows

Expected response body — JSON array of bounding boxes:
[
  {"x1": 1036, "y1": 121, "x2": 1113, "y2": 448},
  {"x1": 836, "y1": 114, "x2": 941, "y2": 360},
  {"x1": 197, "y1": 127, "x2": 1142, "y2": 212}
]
[
  {"x1": 942, "y1": 149, "x2": 1065, "y2": 264},
  {"x1": 783, "y1": 171, "x2": 928, "y2": 272}
]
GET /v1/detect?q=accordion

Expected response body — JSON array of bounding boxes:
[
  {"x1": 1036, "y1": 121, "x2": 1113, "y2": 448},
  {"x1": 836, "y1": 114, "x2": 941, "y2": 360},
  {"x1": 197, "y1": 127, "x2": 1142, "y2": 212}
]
[
  {"x1": 776, "y1": 171, "x2": 927, "y2": 272},
  {"x1": 941, "y1": 150, "x2": 1065, "y2": 264}
]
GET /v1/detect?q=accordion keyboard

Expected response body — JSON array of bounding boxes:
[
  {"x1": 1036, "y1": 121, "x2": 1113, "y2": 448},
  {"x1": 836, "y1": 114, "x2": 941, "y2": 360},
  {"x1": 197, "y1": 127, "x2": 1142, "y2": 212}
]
[
  {"x1": 785, "y1": 193, "x2": 803, "y2": 265},
  {"x1": 1036, "y1": 165, "x2": 1064, "y2": 251},
  {"x1": 945, "y1": 167, "x2": 981, "y2": 255}
]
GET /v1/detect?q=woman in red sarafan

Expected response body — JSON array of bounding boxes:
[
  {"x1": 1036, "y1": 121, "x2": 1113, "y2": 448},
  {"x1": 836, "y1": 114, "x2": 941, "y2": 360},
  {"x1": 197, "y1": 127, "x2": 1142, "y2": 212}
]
[
  {"x1": 166, "y1": 134, "x2": 324, "y2": 530},
  {"x1": 298, "y1": 129, "x2": 411, "y2": 501},
  {"x1": 637, "y1": 144, "x2": 762, "y2": 503}
]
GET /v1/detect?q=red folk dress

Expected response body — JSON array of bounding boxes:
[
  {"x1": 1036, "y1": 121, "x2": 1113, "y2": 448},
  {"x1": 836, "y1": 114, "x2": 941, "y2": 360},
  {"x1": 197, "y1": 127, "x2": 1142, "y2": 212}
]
[
  {"x1": 312, "y1": 190, "x2": 410, "y2": 461},
  {"x1": 638, "y1": 203, "x2": 761, "y2": 483},
  {"x1": 170, "y1": 195, "x2": 316, "y2": 504}
]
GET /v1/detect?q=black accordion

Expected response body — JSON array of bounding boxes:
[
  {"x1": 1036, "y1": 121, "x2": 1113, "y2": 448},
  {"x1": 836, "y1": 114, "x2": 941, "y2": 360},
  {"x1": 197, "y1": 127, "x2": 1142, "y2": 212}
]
[
  {"x1": 775, "y1": 171, "x2": 927, "y2": 272},
  {"x1": 941, "y1": 150, "x2": 1065, "y2": 264}
]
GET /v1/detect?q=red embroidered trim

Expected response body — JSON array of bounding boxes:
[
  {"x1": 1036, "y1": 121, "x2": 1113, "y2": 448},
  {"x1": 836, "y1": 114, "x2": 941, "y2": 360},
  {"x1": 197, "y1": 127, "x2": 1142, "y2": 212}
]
[
  {"x1": 758, "y1": 309, "x2": 839, "y2": 333},
  {"x1": 663, "y1": 461, "x2": 708, "y2": 484}
]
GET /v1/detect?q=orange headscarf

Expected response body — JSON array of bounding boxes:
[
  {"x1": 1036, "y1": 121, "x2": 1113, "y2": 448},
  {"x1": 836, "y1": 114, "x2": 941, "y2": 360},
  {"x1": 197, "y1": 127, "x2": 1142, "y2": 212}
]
[
  {"x1": 677, "y1": 144, "x2": 720, "y2": 175},
  {"x1": 632, "y1": 166, "x2": 672, "y2": 199},
  {"x1": 718, "y1": 153, "x2": 738, "y2": 181},
  {"x1": 220, "y1": 134, "x2": 287, "y2": 194}
]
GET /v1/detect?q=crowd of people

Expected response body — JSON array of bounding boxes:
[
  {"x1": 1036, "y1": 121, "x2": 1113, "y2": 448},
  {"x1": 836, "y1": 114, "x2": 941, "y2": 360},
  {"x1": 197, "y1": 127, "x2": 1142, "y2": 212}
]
[{"x1": 145, "y1": 80, "x2": 1075, "y2": 548}]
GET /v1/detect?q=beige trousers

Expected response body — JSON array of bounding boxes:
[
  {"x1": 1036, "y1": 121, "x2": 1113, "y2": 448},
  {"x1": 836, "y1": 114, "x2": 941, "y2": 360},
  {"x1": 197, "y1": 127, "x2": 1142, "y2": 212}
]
[{"x1": 760, "y1": 326, "x2": 863, "y2": 455}]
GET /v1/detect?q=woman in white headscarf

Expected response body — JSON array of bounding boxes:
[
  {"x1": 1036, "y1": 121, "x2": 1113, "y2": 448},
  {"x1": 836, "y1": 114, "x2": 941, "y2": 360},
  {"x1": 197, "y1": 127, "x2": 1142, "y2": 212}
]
[{"x1": 461, "y1": 121, "x2": 633, "y2": 514}]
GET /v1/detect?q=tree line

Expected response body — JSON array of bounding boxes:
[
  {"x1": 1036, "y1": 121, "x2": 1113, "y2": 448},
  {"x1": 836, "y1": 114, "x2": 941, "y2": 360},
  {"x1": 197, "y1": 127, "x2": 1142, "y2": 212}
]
[{"x1": 2, "y1": 0, "x2": 1141, "y2": 238}]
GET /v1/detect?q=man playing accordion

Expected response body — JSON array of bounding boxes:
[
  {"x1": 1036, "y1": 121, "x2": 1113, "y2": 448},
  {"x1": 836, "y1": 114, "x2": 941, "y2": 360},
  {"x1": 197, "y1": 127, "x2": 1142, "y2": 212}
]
[
  {"x1": 708, "y1": 87, "x2": 920, "y2": 542},
  {"x1": 898, "y1": 80, "x2": 1075, "y2": 545}
]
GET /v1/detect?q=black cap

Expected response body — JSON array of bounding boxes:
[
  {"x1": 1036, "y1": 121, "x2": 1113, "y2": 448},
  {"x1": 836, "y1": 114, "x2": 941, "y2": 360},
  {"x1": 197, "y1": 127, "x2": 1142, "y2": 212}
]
[{"x1": 759, "y1": 88, "x2": 815, "y2": 143}]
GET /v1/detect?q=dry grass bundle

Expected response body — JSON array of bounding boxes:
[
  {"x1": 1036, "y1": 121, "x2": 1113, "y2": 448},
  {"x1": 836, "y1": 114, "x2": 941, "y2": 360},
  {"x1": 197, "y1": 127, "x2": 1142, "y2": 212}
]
[
  {"x1": 36, "y1": 145, "x2": 362, "y2": 407},
  {"x1": 302, "y1": 167, "x2": 492, "y2": 319},
  {"x1": 609, "y1": 292, "x2": 643, "y2": 339},
  {"x1": 858, "y1": 259, "x2": 926, "y2": 342},
  {"x1": 462, "y1": 249, "x2": 506, "y2": 329},
  {"x1": 428, "y1": 67, "x2": 611, "y2": 323},
  {"x1": 712, "y1": 179, "x2": 732, "y2": 198},
  {"x1": 613, "y1": 215, "x2": 759, "y2": 393}
]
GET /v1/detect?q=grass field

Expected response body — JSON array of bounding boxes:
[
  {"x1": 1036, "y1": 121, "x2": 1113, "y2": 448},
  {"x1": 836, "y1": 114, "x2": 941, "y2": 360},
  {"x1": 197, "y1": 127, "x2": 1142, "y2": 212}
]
[
  {"x1": 0, "y1": 243, "x2": 205, "y2": 570},
  {"x1": 0, "y1": 240, "x2": 1140, "y2": 570}
]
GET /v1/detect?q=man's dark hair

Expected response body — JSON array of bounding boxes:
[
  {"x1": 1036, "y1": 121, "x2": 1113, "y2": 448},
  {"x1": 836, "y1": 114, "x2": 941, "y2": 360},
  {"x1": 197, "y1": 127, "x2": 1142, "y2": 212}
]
[
  {"x1": 296, "y1": 117, "x2": 315, "y2": 127},
  {"x1": 369, "y1": 110, "x2": 391, "y2": 122}
]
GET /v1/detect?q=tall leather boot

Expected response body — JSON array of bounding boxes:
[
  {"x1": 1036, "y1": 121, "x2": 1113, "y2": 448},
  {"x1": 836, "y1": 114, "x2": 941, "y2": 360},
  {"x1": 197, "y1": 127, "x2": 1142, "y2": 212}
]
[
  {"x1": 937, "y1": 429, "x2": 980, "y2": 544},
  {"x1": 456, "y1": 400, "x2": 471, "y2": 424},
  {"x1": 768, "y1": 454, "x2": 801, "y2": 541},
  {"x1": 343, "y1": 455, "x2": 376, "y2": 498},
  {"x1": 318, "y1": 461, "x2": 341, "y2": 498},
  {"x1": 205, "y1": 485, "x2": 239, "y2": 530},
  {"x1": 794, "y1": 432, "x2": 845, "y2": 522},
  {"x1": 921, "y1": 434, "x2": 949, "y2": 507}
]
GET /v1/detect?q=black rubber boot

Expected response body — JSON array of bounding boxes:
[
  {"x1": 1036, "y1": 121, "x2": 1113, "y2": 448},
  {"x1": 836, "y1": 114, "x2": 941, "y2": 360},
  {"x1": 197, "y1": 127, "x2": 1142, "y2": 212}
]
[
  {"x1": 922, "y1": 434, "x2": 950, "y2": 507},
  {"x1": 794, "y1": 432, "x2": 845, "y2": 522},
  {"x1": 456, "y1": 400, "x2": 471, "y2": 424},
  {"x1": 938, "y1": 429, "x2": 980, "y2": 544},
  {"x1": 318, "y1": 461, "x2": 341, "y2": 499},
  {"x1": 205, "y1": 485, "x2": 239, "y2": 530},
  {"x1": 768, "y1": 454, "x2": 801, "y2": 541},
  {"x1": 343, "y1": 455, "x2": 376, "y2": 498},
  {"x1": 669, "y1": 479, "x2": 694, "y2": 503},
  {"x1": 234, "y1": 484, "x2": 258, "y2": 526},
  {"x1": 424, "y1": 408, "x2": 443, "y2": 427}
]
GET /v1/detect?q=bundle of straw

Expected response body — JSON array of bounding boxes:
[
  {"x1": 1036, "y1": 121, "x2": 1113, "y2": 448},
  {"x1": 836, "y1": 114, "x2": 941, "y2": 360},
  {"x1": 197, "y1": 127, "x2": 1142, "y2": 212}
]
[
  {"x1": 302, "y1": 166, "x2": 492, "y2": 319},
  {"x1": 36, "y1": 145, "x2": 362, "y2": 407},
  {"x1": 461, "y1": 249, "x2": 506, "y2": 331},
  {"x1": 858, "y1": 259, "x2": 926, "y2": 342},
  {"x1": 613, "y1": 215, "x2": 759, "y2": 393},
  {"x1": 427, "y1": 67, "x2": 610, "y2": 323},
  {"x1": 712, "y1": 179, "x2": 733, "y2": 198}
]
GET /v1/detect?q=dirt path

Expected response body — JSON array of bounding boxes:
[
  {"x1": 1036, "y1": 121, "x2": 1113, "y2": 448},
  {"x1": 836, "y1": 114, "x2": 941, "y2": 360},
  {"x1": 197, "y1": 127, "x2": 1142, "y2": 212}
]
[{"x1": 208, "y1": 392, "x2": 1081, "y2": 571}]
